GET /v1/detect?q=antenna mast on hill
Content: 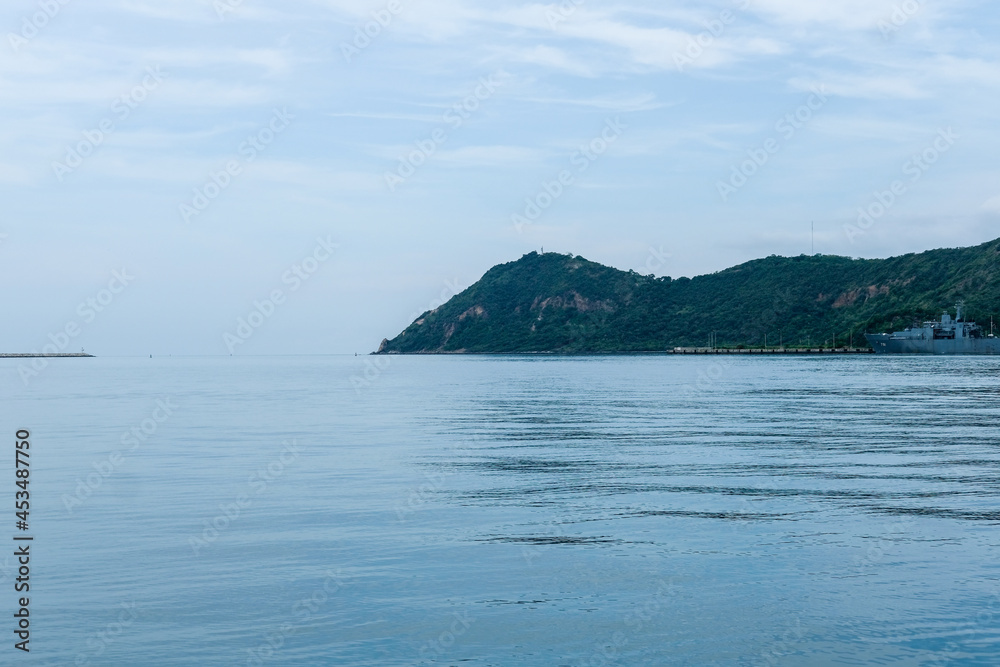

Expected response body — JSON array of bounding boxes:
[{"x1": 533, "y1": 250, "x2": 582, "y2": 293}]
[{"x1": 811, "y1": 221, "x2": 814, "y2": 255}]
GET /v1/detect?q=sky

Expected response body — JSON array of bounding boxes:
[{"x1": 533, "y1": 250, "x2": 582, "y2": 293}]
[{"x1": 1, "y1": 0, "x2": 999, "y2": 356}]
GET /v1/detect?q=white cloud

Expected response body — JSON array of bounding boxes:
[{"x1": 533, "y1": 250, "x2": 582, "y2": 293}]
[
  {"x1": 434, "y1": 145, "x2": 548, "y2": 167},
  {"x1": 748, "y1": 0, "x2": 905, "y2": 30},
  {"x1": 513, "y1": 92, "x2": 666, "y2": 112},
  {"x1": 2, "y1": 0, "x2": 1000, "y2": 356},
  {"x1": 506, "y1": 45, "x2": 597, "y2": 76},
  {"x1": 327, "y1": 111, "x2": 443, "y2": 122},
  {"x1": 789, "y1": 73, "x2": 926, "y2": 100}
]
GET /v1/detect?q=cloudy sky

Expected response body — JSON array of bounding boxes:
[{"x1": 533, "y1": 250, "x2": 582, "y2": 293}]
[{"x1": 2, "y1": 0, "x2": 998, "y2": 355}]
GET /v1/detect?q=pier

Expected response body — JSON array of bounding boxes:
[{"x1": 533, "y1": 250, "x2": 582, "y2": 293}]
[
  {"x1": 0, "y1": 353, "x2": 95, "y2": 358},
  {"x1": 670, "y1": 347, "x2": 873, "y2": 355}
]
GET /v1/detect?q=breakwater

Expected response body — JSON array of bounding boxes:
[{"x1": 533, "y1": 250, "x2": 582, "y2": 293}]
[
  {"x1": 0, "y1": 353, "x2": 95, "y2": 358},
  {"x1": 671, "y1": 347, "x2": 873, "y2": 355}
]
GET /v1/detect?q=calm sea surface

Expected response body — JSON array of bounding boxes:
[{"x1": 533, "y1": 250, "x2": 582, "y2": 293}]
[{"x1": 2, "y1": 355, "x2": 1000, "y2": 665}]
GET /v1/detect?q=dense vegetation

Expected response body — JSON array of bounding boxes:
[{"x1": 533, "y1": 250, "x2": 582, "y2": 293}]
[{"x1": 377, "y1": 239, "x2": 1000, "y2": 353}]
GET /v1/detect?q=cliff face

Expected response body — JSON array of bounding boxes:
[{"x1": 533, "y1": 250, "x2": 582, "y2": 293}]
[{"x1": 377, "y1": 239, "x2": 1000, "y2": 353}]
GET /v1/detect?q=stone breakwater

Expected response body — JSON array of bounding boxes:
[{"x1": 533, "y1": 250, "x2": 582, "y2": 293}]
[{"x1": 0, "y1": 353, "x2": 95, "y2": 358}]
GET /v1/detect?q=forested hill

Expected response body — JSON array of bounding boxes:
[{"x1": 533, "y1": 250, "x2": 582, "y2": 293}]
[{"x1": 376, "y1": 239, "x2": 1000, "y2": 353}]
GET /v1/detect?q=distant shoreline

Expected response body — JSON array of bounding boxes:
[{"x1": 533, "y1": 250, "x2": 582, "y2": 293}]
[
  {"x1": 375, "y1": 348, "x2": 875, "y2": 356},
  {"x1": 0, "y1": 353, "x2": 95, "y2": 358}
]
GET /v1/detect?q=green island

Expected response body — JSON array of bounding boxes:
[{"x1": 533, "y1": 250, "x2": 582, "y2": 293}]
[{"x1": 376, "y1": 237, "x2": 1000, "y2": 354}]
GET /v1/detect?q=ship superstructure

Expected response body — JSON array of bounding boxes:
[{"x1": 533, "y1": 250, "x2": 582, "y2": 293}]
[{"x1": 865, "y1": 304, "x2": 1000, "y2": 354}]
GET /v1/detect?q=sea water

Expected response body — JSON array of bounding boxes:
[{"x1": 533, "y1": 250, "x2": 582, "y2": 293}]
[{"x1": 2, "y1": 355, "x2": 999, "y2": 665}]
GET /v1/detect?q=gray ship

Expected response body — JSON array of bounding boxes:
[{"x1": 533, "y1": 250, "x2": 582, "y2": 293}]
[{"x1": 865, "y1": 303, "x2": 1000, "y2": 355}]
